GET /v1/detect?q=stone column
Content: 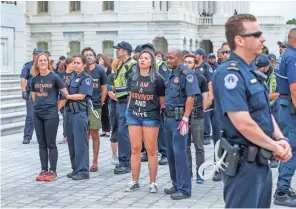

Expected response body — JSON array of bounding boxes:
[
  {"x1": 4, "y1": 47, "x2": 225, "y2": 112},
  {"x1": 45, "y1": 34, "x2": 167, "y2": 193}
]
[
  {"x1": 198, "y1": 1, "x2": 203, "y2": 14},
  {"x1": 154, "y1": 1, "x2": 160, "y2": 11}
]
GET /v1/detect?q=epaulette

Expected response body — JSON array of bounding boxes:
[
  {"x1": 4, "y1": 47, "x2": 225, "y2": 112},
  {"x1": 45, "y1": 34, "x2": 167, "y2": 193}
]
[{"x1": 227, "y1": 60, "x2": 239, "y2": 71}]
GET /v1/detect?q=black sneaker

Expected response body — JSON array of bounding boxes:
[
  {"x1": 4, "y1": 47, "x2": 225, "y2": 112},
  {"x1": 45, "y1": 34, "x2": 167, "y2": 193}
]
[
  {"x1": 23, "y1": 139, "x2": 30, "y2": 144},
  {"x1": 125, "y1": 181, "x2": 140, "y2": 192},
  {"x1": 212, "y1": 171, "x2": 221, "y2": 181},
  {"x1": 67, "y1": 170, "x2": 76, "y2": 178},
  {"x1": 164, "y1": 186, "x2": 177, "y2": 195},
  {"x1": 114, "y1": 166, "x2": 131, "y2": 175},
  {"x1": 274, "y1": 188, "x2": 296, "y2": 207},
  {"x1": 158, "y1": 156, "x2": 168, "y2": 165},
  {"x1": 170, "y1": 191, "x2": 191, "y2": 200},
  {"x1": 72, "y1": 174, "x2": 90, "y2": 180},
  {"x1": 270, "y1": 159, "x2": 279, "y2": 168}
]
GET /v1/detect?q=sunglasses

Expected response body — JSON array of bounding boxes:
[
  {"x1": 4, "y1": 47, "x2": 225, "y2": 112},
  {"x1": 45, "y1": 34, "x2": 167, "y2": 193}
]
[
  {"x1": 222, "y1": 51, "x2": 231, "y2": 55},
  {"x1": 239, "y1": 31, "x2": 263, "y2": 38}
]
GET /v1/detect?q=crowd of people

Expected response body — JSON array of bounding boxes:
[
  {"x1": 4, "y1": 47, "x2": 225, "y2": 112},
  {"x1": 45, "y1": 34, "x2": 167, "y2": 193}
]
[{"x1": 19, "y1": 14, "x2": 296, "y2": 208}]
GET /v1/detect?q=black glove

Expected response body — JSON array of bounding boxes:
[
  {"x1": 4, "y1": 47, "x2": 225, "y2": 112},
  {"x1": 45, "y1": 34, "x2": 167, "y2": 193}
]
[
  {"x1": 60, "y1": 91, "x2": 68, "y2": 99},
  {"x1": 22, "y1": 91, "x2": 28, "y2": 100}
]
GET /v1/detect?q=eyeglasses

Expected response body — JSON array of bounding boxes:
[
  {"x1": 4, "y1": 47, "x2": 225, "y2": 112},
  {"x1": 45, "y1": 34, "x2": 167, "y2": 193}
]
[
  {"x1": 239, "y1": 31, "x2": 263, "y2": 38},
  {"x1": 222, "y1": 51, "x2": 231, "y2": 55}
]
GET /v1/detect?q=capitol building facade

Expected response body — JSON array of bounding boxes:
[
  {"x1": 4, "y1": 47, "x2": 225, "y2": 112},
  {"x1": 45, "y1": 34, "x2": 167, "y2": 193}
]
[{"x1": 1, "y1": 1, "x2": 295, "y2": 74}]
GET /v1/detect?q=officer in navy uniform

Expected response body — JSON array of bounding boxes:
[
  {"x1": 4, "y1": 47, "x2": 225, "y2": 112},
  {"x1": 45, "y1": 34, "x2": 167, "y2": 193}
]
[
  {"x1": 61, "y1": 55, "x2": 94, "y2": 180},
  {"x1": 163, "y1": 49, "x2": 200, "y2": 200},
  {"x1": 213, "y1": 14, "x2": 292, "y2": 208},
  {"x1": 20, "y1": 48, "x2": 41, "y2": 144},
  {"x1": 140, "y1": 43, "x2": 168, "y2": 165},
  {"x1": 207, "y1": 53, "x2": 219, "y2": 71},
  {"x1": 273, "y1": 28, "x2": 296, "y2": 207}
]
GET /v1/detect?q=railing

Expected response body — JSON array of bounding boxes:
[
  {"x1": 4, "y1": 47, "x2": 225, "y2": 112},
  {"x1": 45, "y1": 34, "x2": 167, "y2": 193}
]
[
  {"x1": 199, "y1": 17, "x2": 213, "y2": 25},
  {"x1": 1, "y1": 1, "x2": 17, "y2": 5}
]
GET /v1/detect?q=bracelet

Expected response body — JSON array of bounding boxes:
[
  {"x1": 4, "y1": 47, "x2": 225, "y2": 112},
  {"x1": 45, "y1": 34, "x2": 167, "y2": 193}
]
[{"x1": 278, "y1": 137, "x2": 289, "y2": 142}]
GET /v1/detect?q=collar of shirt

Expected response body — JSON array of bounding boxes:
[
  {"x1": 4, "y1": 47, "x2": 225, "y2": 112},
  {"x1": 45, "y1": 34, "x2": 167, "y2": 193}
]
[
  {"x1": 172, "y1": 64, "x2": 183, "y2": 76},
  {"x1": 287, "y1": 45, "x2": 296, "y2": 52},
  {"x1": 229, "y1": 52, "x2": 255, "y2": 70}
]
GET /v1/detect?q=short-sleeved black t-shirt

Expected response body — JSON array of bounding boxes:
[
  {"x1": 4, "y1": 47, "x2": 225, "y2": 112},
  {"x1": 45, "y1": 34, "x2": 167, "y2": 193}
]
[
  {"x1": 31, "y1": 72, "x2": 65, "y2": 119},
  {"x1": 127, "y1": 73, "x2": 165, "y2": 120},
  {"x1": 58, "y1": 70, "x2": 74, "y2": 85},
  {"x1": 194, "y1": 71, "x2": 209, "y2": 119},
  {"x1": 89, "y1": 64, "x2": 108, "y2": 109}
]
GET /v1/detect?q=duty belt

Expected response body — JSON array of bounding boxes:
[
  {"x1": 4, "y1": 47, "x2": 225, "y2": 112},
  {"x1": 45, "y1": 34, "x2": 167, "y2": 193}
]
[
  {"x1": 117, "y1": 96, "x2": 128, "y2": 104},
  {"x1": 279, "y1": 94, "x2": 291, "y2": 100},
  {"x1": 66, "y1": 101, "x2": 87, "y2": 113}
]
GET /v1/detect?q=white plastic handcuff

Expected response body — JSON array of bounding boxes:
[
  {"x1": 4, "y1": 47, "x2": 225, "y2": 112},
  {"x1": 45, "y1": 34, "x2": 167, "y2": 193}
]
[
  {"x1": 198, "y1": 140, "x2": 228, "y2": 180},
  {"x1": 88, "y1": 99, "x2": 100, "y2": 119}
]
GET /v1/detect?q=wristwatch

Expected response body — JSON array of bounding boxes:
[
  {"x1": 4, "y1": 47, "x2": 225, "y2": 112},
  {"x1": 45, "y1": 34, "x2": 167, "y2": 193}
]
[{"x1": 278, "y1": 137, "x2": 289, "y2": 143}]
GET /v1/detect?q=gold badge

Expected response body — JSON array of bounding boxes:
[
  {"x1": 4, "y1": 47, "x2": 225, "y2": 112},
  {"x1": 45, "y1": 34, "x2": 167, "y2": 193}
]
[
  {"x1": 250, "y1": 78, "x2": 257, "y2": 84},
  {"x1": 75, "y1": 78, "x2": 80, "y2": 82},
  {"x1": 231, "y1": 62, "x2": 236, "y2": 66},
  {"x1": 173, "y1": 77, "x2": 179, "y2": 84}
]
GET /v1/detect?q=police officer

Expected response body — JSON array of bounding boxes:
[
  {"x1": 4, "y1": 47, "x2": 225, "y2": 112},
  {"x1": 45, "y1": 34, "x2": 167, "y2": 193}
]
[
  {"x1": 207, "y1": 53, "x2": 219, "y2": 71},
  {"x1": 193, "y1": 48, "x2": 215, "y2": 146},
  {"x1": 273, "y1": 28, "x2": 296, "y2": 207},
  {"x1": 20, "y1": 48, "x2": 41, "y2": 144},
  {"x1": 140, "y1": 43, "x2": 168, "y2": 165},
  {"x1": 62, "y1": 54, "x2": 93, "y2": 180},
  {"x1": 163, "y1": 49, "x2": 200, "y2": 200},
  {"x1": 213, "y1": 14, "x2": 291, "y2": 208},
  {"x1": 268, "y1": 54, "x2": 277, "y2": 69},
  {"x1": 133, "y1": 45, "x2": 142, "y2": 61},
  {"x1": 112, "y1": 41, "x2": 137, "y2": 174}
]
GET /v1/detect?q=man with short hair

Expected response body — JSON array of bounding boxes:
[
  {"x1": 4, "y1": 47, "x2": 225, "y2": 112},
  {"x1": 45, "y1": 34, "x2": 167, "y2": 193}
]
[
  {"x1": 221, "y1": 42, "x2": 231, "y2": 61},
  {"x1": 213, "y1": 14, "x2": 291, "y2": 208},
  {"x1": 20, "y1": 48, "x2": 41, "y2": 144},
  {"x1": 82, "y1": 47, "x2": 107, "y2": 172},
  {"x1": 217, "y1": 48, "x2": 223, "y2": 65},
  {"x1": 113, "y1": 41, "x2": 137, "y2": 174},
  {"x1": 207, "y1": 53, "x2": 219, "y2": 71},
  {"x1": 133, "y1": 45, "x2": 142, "y2": 61},
  {"x1": 183, "y1": 54, "x2": 209, "y2": 183}
]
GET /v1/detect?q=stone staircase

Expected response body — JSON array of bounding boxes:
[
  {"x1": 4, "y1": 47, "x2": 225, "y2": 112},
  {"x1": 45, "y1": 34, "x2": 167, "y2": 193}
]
[{"x1": 1, "y1": 73, "x2": 63, "y2": 136}]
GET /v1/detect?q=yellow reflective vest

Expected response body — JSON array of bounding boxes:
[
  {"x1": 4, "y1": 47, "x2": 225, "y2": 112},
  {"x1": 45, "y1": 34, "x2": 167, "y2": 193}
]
[
  {"x1": 265, "y1": 67, "x2": 277, "y2": 106},
  {"x1": 114, "y1": 58, "x2": 137, "y2": 98}
]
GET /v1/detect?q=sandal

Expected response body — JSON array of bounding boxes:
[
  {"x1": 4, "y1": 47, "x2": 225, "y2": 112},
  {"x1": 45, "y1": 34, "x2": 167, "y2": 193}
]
[{"x1": 90, "y1": 165, "x2": 98, "y2": 172}]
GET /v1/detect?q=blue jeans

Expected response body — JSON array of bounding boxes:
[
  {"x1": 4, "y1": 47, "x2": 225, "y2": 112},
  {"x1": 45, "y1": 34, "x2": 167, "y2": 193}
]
[
  {"x1": 222, "y1": 160, "x2": 272, "y2": 208},
  {"x1": 276, "y1": 98, "x2": 296, "y2": 192},
  {"x1": 116, "y1": 102, "x2": 130, "y2": 168},
  {"x1": 164, "y1": 117, "x2": 191, "y2": 196},
  {"x1": 125, "y1": 109, "x2": 160, "y2": 127}
]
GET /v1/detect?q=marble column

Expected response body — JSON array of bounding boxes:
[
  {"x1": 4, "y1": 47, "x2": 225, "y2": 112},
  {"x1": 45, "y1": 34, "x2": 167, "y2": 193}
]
[{"x1": 198, "y1": 1, "x2": 203, "y2": 14}]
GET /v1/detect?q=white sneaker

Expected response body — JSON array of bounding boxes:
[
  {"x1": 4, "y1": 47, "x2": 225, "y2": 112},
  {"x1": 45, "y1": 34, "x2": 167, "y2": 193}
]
[
  {"x1": 149, "y1": 182, "x2": 158, "y2": 193},
  {"x1": 111, "y1": 156, "x2": 119, "y2": 165},
  {"x1": 125, "y1": 181, "x2": 140, "y2": 192}
]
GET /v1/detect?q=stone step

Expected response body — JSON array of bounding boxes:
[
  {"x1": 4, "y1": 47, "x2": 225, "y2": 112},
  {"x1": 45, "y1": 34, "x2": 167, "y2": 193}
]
[
  {"x1": 1, "y1": 102, "x2": 26, "y2": 114},
  {"x1": 1, "y1": 79, "x2": 20, "y2": 88},
  {"x1": 1, "y1": 94, "x2": 23, "y2": 104},
  {"x1": 1, "y1": 86, "x2": 22, "y2": 96},
  {"x1": 1, "y1": 116, "x2": 64, "y2": 136},
  {"x1": 1, "y1": 73, "x2": 20, "y2": 80},
  {"x1": 1, "y1": 111, "x2": 26, "y2": 125}
]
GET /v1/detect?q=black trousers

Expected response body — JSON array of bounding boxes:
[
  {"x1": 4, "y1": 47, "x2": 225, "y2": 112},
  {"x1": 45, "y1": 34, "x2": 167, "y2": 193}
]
[
  {"x1": 101, "y1": 103, "x2": 110, "y2": 132},
  {"x1": 33, "y1": 113, "x2": 59, "y2": 172}
]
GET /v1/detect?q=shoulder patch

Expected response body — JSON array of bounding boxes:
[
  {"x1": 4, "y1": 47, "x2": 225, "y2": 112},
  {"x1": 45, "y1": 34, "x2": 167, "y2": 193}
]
[
  {"x1": 85, "y1": 78, "x2": 91, "y2": 86},
  {"x1": 186, "y1": 74, "x2": 194, "y2": 83},
  {"x1": 224, "y1": 74, "x2": 239, "y2": 90},
  {"x1": 161, "y1": 64, "x2": 167, "y2": 72}
]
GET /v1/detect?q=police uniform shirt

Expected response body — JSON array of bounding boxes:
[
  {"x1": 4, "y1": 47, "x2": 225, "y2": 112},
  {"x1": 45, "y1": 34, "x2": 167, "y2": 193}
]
[
  {"x1": 194, "y1": 71, "x2": 208, "y2": 119},
  {"x1": 20, "y1": 61, "x2": 34, "y2": 91},
  {"x1": 127, "y1": 73, "x2": 165, "y2": 120},
  {"x1": 158, "y1": 62, "x2": 170, "y2": 82},
  {"x1": 213, "y1": 52, "x2": 274, "y2": 146},
  {"x1": 107, "y1": 73, "x2": 117, "y2": 107},
  {"x1": 276, "y1": 45, "x2": 296, "y2": 95},
  {"x1": 165, "y1": 64, "x2": 201, "y2": 111},
  {"x1": 89, "y1": 64, "x2": 108, "y2": 109},
  {"x1": 68, "y1": 72, "x2": 93, "y2": 98},
  {"x1": 195, "y1": 61, "x2": 213, "y2": 82},
  {"x1": 31, "y1": 72, "x2": 65, "y2": 119}
]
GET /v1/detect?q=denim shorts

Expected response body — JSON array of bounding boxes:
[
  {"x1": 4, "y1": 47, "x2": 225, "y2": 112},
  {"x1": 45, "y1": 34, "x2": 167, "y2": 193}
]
[{"x1": 125, "y1": 109, "x2": 160, "y2": 127}]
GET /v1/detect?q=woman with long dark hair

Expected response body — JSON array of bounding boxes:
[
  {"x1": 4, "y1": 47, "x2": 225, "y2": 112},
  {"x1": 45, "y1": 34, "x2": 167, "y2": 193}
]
[
  {"x1": 30, "y1": 53, "x2": 68, "y2": 181},
  {"x1": 99, "y1": 55, "x2": 112, "y2": 137},
  {"x1": 125, "y1": 49, "x2": 165, "y2": 193}
]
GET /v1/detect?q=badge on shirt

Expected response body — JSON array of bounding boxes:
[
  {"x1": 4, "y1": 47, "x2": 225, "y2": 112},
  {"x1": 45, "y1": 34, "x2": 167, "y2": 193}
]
[
  {"x1": 209, "y1": 67, "x2": 213, "y2": 73},
  {"x1": 85, "y1": 78, "x2": 91, "y2": 86},
  {"x1": 75, "y1": 78, "x2": 80, "y2": 82},
  {"x1": 250, "y1": 78, "x2": 257, "y2": 84},
  {"x1": 161, "y1": 65, "x2": 167, "y2": 72},
  {"x1": 200, "y1": 68, "x2": 203, "y2": 72},
  {"x1": 186, "y1": 74, "x2": 194, "y2": 83},
  {"x1": 174, "y1": 77, "x2": 179, "y2": 84},
  {"x1": 224, "y1": 74, "x2": 238, "y2": 90}
]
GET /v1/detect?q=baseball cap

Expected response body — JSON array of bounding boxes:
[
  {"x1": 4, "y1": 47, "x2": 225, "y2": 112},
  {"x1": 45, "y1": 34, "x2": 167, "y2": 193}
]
[
  {"x1": 208, "y1": 53, "x2": 216, "y2": 59},
  {"x1": 113, "y1": 41, "x2": 133, "y2": 54},
  {"x1": 134, "y1": 45, "x2": 142, "y2": 53},
  {"x1": 277, "y1": 41, "x2": 288, "y2": 48},
  {"x1": 43, "y1": 50, "x2": 51, "y2": 56},
  {"x1": 255, "y1": 55, "x2": 270, "y2": 68},
  {"x1": 268, "y1": 54, "x2": 276, "y2": 61},
  {"x1": 194, "y1": 48, "x2": 206, "y2": 57},
  {"x1": 141, "y1": 43, "x2": 155, "y2": 52},
  {"x1": 32, "y1": 48, "x2": 41, "y2": 54},
  {"x1": 59, "y1": 56, "x2": 66, "y2": 60}
]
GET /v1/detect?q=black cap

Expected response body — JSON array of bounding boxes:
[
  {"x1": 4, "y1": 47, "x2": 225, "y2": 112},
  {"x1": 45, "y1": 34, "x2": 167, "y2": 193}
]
[
  {"x1": 193, "y1": 48, "x2": 206, "y2": 57},
  {"x1": 32, "y1": 48, "x2": 41, "y2": 54},
  {"x1": 43, "y1": 50, "x2": 51, "y2": 56},
  {"x1": 268, "y1": 54, "x2": 276, "y2": 61},
  {"x1": 59, "y1": 56, "x2": 66, "y2": 60},
  {"x1": 141, "y1": 43, "x2": 155, "y2": 52},
  {"x1": 113, "y1": 41, "x2": 133, "y2": 54},
  {"x1": 255, "y1": 55, "x2": 270, "y2": 68},
  {"x1": 134, "y1": 45, "x2": 142, "y2": 53}
]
